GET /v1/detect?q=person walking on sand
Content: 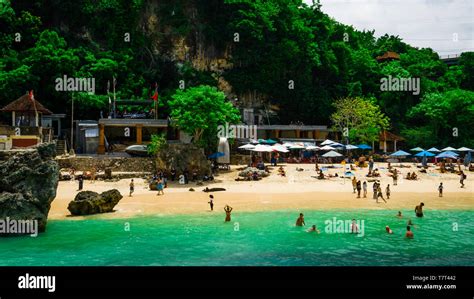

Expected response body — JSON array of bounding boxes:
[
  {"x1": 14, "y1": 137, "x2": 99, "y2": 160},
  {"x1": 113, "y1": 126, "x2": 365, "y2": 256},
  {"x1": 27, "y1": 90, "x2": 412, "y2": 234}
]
[
  {"x1": 460, "y1": 171, "x2": 466, "y2": 188},
  {"x1": 438, "y1": 182, "x2": 443, "y2": 197},
  {"x1": 208, "y1": 195, "x2": 214, "y2": 211},
  {"x1": 385, "y1": 184, "x2": 391, "y2": 199},
  {"x1": 296, "y1": 213, "x2": 305, "y2": 226},
  {"x1": 129, "y1": 179, "x2": 134, "y2": 197},
  {"x1": 415, "y1": 202, "x2": 424, "y2": 218},
  {"x1": 372, "y1": 182, "x2": 378, "y2": 200},
  {"x1": 156, "y1": 178, "x2": 164, "y2": 196},
  {"x1": 352, "y1": 177, "x2": 357, "y2": 193},
  {"x1": 376, "y1": 185, "x2": 386, "y2": 203},
  {"x1": 224, "y1": 205, "x2": 233, "y2": 222},
  {"x1": 356, "y1": 180, "x2": 362, "y2": 198}
]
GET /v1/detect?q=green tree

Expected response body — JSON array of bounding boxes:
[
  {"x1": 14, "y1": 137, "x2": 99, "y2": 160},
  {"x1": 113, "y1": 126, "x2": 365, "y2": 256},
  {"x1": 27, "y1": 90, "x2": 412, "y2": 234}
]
[
  {"x1": 406, "y1": 89, "x2": 474, "y2": 147},
  {"x1": 331, "y1": 97, "x2": 390, "y2": 145},
  {"x1": 168, "y1": 85, "x2": 240, "y2": 150},
  {"x1": 147, "y1": 134, "x2": 167, "y2": 156}
]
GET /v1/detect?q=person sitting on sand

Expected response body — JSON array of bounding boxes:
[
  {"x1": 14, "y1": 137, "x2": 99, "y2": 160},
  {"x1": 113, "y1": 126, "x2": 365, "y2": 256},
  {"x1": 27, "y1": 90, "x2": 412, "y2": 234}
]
[
  {"x1": 315, "y1": 162, "x2": 320, "y2": 172},
  {"x1": 296, "y1": 213, "x2": 305, "y2": 226},
  {"x1": 307, "y1": 225, "x2": 320, "y2": 233},
  {"x1": 385, "y1": 226, "x2": 393, "y2": 234},
  {"x1": 367, "y1": 170, "x2": 372, "y2": 177},
  {"x1": 405, "y1": 226, "x2": 414, "y2": 239},
  {"x1": 405, "y1": 172, "x2": 411, "y2": 180},
  {"x1": 410, "y1": 172, "x2": 418, "y2": 180},
  {"x1": 318, "y1": 170, "x2": 325, "y2": 180},
  {"x1": 415, "y1": 202, "x2": 424, "y2": 217},
  {"x1": 224, "y1": 205, "x2": 233, "y2": 222},
  {"x1": 372, "y1": 169, "x2": 380, "y2": 177},
  {"x1": 278, "y1": 166, "x2": 286, "y2": 177}
]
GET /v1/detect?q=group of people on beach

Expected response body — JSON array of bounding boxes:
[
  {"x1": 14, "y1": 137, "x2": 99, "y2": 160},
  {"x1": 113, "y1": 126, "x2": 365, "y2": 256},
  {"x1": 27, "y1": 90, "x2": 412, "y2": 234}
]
[{"x1": 351, "y1": 177, "x2": 389, "y2": 203}]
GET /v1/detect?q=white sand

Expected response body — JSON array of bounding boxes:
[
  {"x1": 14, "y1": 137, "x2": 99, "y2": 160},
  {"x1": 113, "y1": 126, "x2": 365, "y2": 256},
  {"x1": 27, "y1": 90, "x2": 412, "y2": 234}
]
[{"x1": 49, "y1": 163, "x2": 473, "y2": 220}]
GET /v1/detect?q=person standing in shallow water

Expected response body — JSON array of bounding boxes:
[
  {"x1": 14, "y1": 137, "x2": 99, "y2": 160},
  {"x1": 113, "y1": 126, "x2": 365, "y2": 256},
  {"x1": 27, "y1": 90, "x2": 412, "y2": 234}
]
[
  {"x1": 208, "y1": 195, "x2": 214, "y2": 211},
  {"x1": 415, "y1": 202, "x2": 424, "y2": 218},
  {"x1": 224, "y1": 205, "x2": 233, "y2": 222},
  {"x1": 296, "y1": 213, "x2": 305, "y2": 226}
]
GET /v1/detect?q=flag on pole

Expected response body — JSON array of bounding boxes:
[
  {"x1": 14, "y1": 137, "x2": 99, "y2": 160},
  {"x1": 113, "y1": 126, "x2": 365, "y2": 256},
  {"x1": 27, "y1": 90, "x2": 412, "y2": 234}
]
[{"x1": 151, "y1": 82, "x2": 158, "y2": 101}]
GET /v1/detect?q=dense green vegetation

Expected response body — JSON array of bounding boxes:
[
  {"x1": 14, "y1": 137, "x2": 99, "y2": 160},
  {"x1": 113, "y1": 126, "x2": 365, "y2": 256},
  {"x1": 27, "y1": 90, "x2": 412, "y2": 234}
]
[{"x1": 0, "y1": 0, "x2": 472, "y2": 148}]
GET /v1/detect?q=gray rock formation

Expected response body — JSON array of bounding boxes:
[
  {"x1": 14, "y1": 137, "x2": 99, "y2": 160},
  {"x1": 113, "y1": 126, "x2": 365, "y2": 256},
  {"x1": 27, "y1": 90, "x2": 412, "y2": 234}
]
[
  {"x1": 0, "y1": 143, "x2": 59, "y2": 235},
  {"x1": 68, "y1": 189, "x2": 123, "y2": 216},
  {"x1": 156, "y1": 144, "x2": 211, "y2": 176}
]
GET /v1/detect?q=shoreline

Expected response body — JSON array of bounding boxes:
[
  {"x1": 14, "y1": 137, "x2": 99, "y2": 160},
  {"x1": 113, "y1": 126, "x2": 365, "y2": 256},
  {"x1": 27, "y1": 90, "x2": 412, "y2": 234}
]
[{"x1": 49, "y1": 163, "x2": 473, "y2": 220}]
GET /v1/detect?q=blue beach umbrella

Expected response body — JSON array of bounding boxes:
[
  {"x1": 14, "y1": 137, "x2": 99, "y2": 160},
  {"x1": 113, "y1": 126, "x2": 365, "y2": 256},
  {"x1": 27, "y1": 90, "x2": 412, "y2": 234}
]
[
  {"x1": 414, "y1": 151, "x2": 435, "y2": 157},
  {"x1": 356, "y1": 144, "x2": 372, "y2": 150},
  {"x1": 389, "y1": 150, "x2": 411, "y2": 157},
  {"x1": 265, "y1": 139, "x2": 277, "y2": 144},
  {"x1": 435, "y1": 151, "x2": 459, "y2": 159}
]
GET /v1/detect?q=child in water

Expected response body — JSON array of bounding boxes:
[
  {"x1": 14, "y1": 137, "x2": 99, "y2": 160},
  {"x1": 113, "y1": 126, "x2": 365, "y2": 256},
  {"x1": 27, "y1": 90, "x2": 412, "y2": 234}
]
[
  {"x1": 307, "y1": 225, "x2": 320, "y2": 233},
  {"x1": 385, "y1": 226, "x2": 393, "y2": 234}
]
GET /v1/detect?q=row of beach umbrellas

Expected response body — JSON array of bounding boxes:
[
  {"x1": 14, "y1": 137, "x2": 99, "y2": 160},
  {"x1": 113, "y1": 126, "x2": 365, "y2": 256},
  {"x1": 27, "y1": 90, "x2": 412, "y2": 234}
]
[
  {"x1": 410, "y1": 146, "x2": 472, "y2": 152},
  {"x1": 241, "y1": 139, "x2": 371, "y2": 152}
]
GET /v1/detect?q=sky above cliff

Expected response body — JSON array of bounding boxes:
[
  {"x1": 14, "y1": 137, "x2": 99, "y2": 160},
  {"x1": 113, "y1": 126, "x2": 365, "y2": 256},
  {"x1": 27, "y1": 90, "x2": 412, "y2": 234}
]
[{"x1": 306, "y1": 0, "x2": 474, "y2": 56}]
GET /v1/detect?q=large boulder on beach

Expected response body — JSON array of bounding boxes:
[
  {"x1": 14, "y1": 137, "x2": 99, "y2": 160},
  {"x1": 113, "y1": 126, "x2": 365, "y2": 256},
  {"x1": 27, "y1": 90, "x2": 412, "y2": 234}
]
[
  {"x1": 68, "y1": 189, "x2": 123, "y2": 216},
  {"x1": 156, "y1": 144, "x2": 211, "y2": 176},
  {"x1": 0, "y1": 143, "x2": 60, "y2": 235},
  {"x1": 238, "y1": 167, "x2": 269, "y2": 178}
]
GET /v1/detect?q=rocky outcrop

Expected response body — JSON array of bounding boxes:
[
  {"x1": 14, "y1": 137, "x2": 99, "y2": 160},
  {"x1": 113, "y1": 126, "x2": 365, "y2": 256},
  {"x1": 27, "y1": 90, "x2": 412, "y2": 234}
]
[
  {"x1": 68, "y1": 189, "x2": 123, "y2": 216},
  {"x1": 0, "y1": 143, "x2": 59, "y2": 235},
  {"x1": 156, "y1": 144, "x2": 211, "y2": 176}
]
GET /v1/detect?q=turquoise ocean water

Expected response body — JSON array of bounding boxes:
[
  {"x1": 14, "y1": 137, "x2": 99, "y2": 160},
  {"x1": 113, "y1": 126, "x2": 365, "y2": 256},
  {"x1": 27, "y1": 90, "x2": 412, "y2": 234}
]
[{"x1": 0, "y1": 209, "x2": 473, "y2": 266}]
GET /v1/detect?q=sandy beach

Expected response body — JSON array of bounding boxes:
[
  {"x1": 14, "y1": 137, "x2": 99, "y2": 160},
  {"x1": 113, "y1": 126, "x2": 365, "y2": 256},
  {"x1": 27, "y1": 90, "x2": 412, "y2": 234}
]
[{"x1": 49, "y1": 163, "x2": 473, "y2": 220}]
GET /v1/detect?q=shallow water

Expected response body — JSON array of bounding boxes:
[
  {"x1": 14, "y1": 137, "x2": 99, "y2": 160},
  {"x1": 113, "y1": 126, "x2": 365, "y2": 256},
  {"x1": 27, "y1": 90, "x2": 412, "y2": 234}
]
[{"x1": 0, "y1": 209, "x2": 473, "y2": 266}]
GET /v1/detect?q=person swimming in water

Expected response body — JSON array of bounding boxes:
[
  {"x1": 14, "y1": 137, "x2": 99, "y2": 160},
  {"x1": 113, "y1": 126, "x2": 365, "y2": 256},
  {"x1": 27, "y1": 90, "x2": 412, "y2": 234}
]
[
  {"x1": 396, "y1": 211, "x2": 402, "y2": 218},
  {"x1": 405, "y1": 226, "x2": 414, "y2": 238},
  {"x1": 224, "y1": 205, "x2": 233, "y2": 222},
  {"x1": 350, "y1": 219, "x2": 359, "y2": 234},
  {"x1": 307, "y1": 225, "x2": 320, "y2": 233},
  {"x1": 296, "y1": 213, "x2": 305, "y2": 226},
  {"x1": 385, "y1": 226, "x2": 393, "y2": 234},
  {"x1": 415, "y1": 202, "x2": 424, "y2": 217}
]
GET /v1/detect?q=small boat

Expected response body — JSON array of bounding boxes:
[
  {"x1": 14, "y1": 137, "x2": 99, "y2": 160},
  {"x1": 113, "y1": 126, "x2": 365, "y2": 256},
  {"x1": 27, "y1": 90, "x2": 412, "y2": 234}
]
[{"x1": 125, "y1": 145, "x2": 149, "y2": 157}]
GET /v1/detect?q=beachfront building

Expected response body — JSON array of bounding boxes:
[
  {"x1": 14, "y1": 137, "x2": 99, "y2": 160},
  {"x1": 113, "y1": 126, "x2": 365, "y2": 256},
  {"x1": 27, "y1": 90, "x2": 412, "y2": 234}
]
[
  {"x1": 0, "y1": 92, "x2": 55, "y2": 150},
  {"x1": 95, "y1": 99, "x2": 181, "y2": 154},
  {"x1": 378, "y1": 130, "x2": 405, "y2": 153}
]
